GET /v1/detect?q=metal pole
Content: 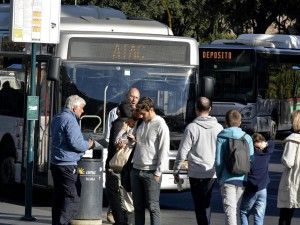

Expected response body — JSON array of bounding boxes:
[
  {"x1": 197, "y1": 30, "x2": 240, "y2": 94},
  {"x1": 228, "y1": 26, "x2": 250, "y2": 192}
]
[{"x1": 22, "y1": 43, "x2": 37, "y2": 221}]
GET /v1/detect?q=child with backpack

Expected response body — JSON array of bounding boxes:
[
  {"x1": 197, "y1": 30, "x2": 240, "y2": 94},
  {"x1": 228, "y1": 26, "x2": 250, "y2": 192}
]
[
  {"x1": 215, "y1": 109, "x2": 254, "y2": 225},
  {"x1": 240, "y1": 133, "x2": 274, "y2": 225}
]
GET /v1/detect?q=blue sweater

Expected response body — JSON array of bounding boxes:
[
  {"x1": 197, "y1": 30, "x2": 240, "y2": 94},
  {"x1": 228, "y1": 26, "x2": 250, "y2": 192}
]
[
  {"x1": 246, "y1": 140, "x2": 274, "y2": 192},
  {"x1": 51, "y1": 108, "x2": 89, "y2": 165},
  {"x1": 215, "y1": 127, "x2": 254, "y2": 186}
]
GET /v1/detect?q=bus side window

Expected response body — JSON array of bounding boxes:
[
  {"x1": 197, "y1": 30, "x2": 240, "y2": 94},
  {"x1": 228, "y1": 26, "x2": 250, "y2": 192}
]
[{"x1": 257, "y1": 62, "x2": 268, "y2": 99}]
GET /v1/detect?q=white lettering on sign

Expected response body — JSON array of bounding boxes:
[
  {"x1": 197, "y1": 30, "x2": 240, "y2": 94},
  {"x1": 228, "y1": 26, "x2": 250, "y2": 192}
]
[
  {"x1": 28, "y1": 106, "x2": 38, "y2": 110},
  {"x1": 86, "y1": 171, "x2": 96, "y2": 175}
]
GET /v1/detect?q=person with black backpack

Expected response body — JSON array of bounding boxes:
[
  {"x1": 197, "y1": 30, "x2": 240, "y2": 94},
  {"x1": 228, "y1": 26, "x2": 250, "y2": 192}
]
[{"x1": 215, "y1": 109, "x2": 254, "y2": 225}]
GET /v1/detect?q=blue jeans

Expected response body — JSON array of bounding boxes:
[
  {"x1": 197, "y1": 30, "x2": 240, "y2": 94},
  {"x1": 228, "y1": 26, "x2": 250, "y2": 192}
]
[
  {"x1": 240, "y1": 188, "x2": 267, "y2": 225},
  {"x1": 131, "y1": 168, "x2": 161, "y2": 225}
]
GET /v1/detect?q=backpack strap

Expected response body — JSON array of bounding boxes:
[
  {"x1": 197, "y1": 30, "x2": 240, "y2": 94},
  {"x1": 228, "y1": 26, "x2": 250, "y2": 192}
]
[{"x1": 240, "y1": 133, "x2": 247, "y2": 139}]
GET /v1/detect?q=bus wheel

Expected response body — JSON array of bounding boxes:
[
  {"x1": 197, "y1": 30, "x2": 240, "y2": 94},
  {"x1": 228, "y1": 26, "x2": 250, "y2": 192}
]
[
  {"x1": 0, "y1": 156, "x2": 15, "y2": 184},
  {"x1": 269, "y1": 120, "x2": 277, "y2": 139}
]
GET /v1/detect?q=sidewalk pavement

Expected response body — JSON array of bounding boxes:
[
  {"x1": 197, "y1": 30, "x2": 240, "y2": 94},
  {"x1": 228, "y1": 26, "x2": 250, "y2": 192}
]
[
  {"x1": 1, "y1": 200, "x2": 300, "y2": 225},
  {"x1": 0, "y1": 202, "x2": 113, "y2": 225}
]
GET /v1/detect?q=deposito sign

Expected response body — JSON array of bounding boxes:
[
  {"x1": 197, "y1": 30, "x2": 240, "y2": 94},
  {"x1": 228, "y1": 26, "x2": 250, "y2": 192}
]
[{"x1": 11, "y1": 0, "x2": 61, "y2": 44}]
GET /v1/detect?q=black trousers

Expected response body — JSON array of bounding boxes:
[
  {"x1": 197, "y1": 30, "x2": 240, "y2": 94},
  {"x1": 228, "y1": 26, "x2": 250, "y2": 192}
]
[
  {"x1": 189, "y1": 177, "x2": 216, "y2": 225},
  {"x1": 50, "y1": 164, "x2": 81, "y2": 225},
  {"x1": 278, "y1": 208, "x2": 295, "y2": 225}
]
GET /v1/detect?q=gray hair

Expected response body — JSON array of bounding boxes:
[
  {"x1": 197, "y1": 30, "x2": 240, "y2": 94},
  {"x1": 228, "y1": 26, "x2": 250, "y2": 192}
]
[{"x1": 65, "y1": 95, "x2": 86, "y2": 110}]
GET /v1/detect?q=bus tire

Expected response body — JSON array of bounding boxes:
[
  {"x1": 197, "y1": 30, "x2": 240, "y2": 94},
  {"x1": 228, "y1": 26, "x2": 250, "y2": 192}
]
[{"x1": 269, "y1": 120, "x2": 277, "y2": 140}]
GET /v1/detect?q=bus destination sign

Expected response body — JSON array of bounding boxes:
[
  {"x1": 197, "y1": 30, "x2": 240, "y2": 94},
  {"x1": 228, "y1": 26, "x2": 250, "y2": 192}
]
[
  {"x1": 68, "y1": 38, "x2": 190, "y2": 65},
  {"x1": 112, "y1": 44, "x2": 145, "y2": 61},
  {"x1": 201, "y1": 50, "x2": 232, "y2": 60}
]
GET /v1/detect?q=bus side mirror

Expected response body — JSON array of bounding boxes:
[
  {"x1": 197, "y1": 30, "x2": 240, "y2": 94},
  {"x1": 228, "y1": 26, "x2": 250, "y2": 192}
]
[
  {"x1": 201, "y1": 76, "x2": 215, "y2": 98},
  {"x1": 47, "y1": 57, "x2": 61, "y2": 81}
]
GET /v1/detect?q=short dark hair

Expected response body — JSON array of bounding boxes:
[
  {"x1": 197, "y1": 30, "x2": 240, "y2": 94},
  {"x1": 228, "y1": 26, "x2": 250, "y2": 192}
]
[
  {"x1": 136, "y1": 97, "x2": 154, "y2": 112},
  {"x1": 225, "y1": 109, "x2": 241, "y2": 127},
  {"x1": 252, "y1": 133, "x2": 266, "y2": 142},
  {"x1": 196, "y1": 97, "x2": 211, "y2": 112},
  {"x1": 118, "y1": 101, "x2": 132, "y2": 118}
]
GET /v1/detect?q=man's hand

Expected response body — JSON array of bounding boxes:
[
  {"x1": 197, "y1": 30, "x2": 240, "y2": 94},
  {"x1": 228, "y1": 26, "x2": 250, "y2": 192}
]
[
  {"x1": 173, "y1": 173, "x2": 180, "y2": 184},
  {"x1": 127, "y1": 133, "x2": 136, "y2": 142},
  {"x1": 254, "y1": 141, "x2": 268, "y2": 150},
  {"x1": 88, "y1": 139, "x2": 95, "y2": 149},
  {"x1": 154, "y1": 175, "x2": 161, "y2": 183}
]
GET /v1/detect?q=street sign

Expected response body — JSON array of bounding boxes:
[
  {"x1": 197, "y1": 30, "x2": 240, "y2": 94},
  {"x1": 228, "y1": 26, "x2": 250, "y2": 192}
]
[
  {"x1": 26, "y1": 96, "x2": 39, "y2": 121},
  {"x1": 11, "y1": 0, "x2": 61, "y2": 44}
]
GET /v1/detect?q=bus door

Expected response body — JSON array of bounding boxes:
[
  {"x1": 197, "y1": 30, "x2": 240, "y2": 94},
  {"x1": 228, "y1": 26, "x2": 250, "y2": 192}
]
[{"x1": 34, "y1": 56, "x2": 53, "y2": 185}]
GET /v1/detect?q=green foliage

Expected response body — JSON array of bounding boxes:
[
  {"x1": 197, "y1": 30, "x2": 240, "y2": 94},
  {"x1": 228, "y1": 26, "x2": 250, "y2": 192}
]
[
  {"x1": 267, "y1": 64, "x2": 300, "y2": 99},
  {"x1": 60, "y1": 0, "x2": 300, "y2": 41}
]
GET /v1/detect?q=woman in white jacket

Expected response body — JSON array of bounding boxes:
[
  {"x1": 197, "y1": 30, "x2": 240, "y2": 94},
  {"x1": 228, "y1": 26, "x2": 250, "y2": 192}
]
[{"x1": 277, "y1": 110, "x2": 300, "y2": 225}]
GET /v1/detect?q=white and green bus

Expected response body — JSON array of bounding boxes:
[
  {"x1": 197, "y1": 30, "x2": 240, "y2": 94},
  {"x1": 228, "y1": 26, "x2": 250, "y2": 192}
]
[{"x1": 0, "y1": 5, "x2": 198, "y2": 190}]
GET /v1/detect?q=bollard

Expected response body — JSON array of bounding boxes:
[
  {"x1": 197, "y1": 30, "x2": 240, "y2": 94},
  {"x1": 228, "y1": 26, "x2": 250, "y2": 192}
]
[{"x1": 72, "y1": 158, "x2": 103, "y2": 225}]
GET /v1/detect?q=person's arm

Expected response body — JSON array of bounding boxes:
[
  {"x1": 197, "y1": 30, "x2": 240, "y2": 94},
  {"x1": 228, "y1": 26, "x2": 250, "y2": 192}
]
[
  {"x1": 154, "y1": 123, "x2": 170, "y2": 178},
  {"x1": 65, "y1": 117, "x2": 89, "y2": 152},
  {"x1": 173, "y1": 126, "x2": 193, "y2": 174},
  {"x1": 215, "y1": 137, "x2": 225, "y2": 179},
  {"x1": 282, "y1": 141, "x2": 297, "y2": 168},
  {"x1": 115, "y1": 122, "x2": 128, "y2": 144},
  {"x1": 247, "y1": 134, "x2": 255, "y2": 162},
  {"x1": 104, "y1": 108, "x2": 118, "y2": 142},
  {"x1": 267, "y1": 140, "x2": 275, "y2": 154}
]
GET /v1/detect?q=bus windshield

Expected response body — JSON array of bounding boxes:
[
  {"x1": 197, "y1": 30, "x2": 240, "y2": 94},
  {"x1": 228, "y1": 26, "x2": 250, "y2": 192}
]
[
  {"x1": 199, "y1": 48, "x2": 255, "y2": 103},
  {"x1": 61, "y1": 62, "x2": 196, "y2": 133}
]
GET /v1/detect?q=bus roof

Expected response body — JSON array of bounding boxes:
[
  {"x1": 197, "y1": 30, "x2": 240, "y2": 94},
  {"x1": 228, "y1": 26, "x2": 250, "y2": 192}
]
[
  {"x1": 0, "y1": 4, "x2": 173, "y2": 36},
  {"x1": 60, "y1": 5, "x2": 126, "y2": 19},
  {"x1": 60, "y1": 17, "x2": 172, "y2": 35},
  {"x1": 210, "y1": 34, "x2": 300, "y2": 49}
]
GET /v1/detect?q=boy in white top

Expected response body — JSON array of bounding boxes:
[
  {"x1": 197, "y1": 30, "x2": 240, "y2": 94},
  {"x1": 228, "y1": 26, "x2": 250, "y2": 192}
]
[{"x1": 131, "y1": 97, "x2": 170, "y2": 225}]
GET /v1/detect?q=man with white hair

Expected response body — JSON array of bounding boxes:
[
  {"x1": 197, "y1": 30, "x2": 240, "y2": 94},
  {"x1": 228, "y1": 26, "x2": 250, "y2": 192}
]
[{"x1": 50, "y1": 95, "x2": 95, "y2": 225}]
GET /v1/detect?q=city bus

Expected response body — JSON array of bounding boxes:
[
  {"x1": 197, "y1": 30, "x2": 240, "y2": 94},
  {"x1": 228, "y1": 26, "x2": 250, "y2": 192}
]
[
  {"x1": 0, "y1": 5, "x2": 198, "y2": 190},
  {"x1": 199, "y1": 34, "x2": 300, "y2": 138}
]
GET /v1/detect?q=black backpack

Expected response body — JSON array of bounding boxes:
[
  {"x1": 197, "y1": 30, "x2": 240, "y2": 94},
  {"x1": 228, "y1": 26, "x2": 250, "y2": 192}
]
[{"x1": 225, "y1": 133, "x2": 250, "y2": 175}]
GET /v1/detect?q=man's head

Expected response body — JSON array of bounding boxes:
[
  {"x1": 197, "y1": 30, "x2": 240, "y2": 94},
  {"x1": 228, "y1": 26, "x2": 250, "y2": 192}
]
[
  {"x1": 136, "y1": 97, "x2": 155, "y2": 122},
  {"x1": 65, "y1": 95, "x2": 86, "y2": 118},
  {"x1": 196, "y1": 97, "x2": 211, "y2": 116},
  {"x1": 252, "y1": 132, "x2": 267, "y2": 151},
  {"x1": 225, "y1": 109, "x2": 241, "y2": 127},
  {"x1": 127, "y1": 87, "x2": 140, "y2": 109}
]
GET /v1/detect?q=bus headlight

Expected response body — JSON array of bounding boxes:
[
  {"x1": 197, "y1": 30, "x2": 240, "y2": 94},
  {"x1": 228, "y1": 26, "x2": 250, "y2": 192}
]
[{"x1": 240, "y1": 106, "x2": 256, "y2": 119}]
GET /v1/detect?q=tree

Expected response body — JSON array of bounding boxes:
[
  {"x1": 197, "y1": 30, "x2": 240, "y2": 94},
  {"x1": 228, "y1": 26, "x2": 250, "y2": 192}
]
[
  {"x1": 221, "y1": 0, "x2": 300, "y2": 34},
  {"x1": 60, "y1": 0, "x2": 300, "y2": 41}
]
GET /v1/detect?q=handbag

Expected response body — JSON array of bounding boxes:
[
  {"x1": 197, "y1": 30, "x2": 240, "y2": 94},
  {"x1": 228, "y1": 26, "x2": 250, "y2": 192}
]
[
  {"x1": 109, "y1": 146, "x2": 132, "y2": 173},
  {"x1": 121, "y1": 146, "x2": 135, "y2": 192}
]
